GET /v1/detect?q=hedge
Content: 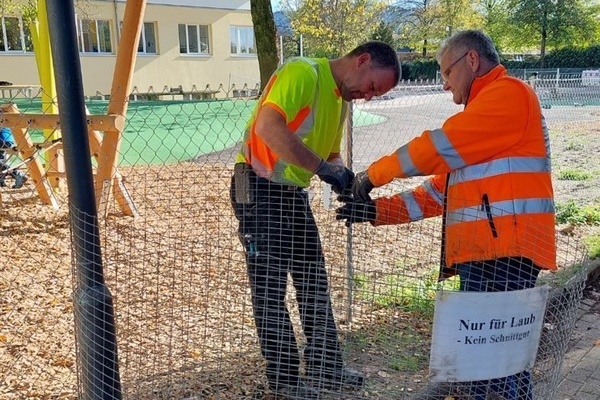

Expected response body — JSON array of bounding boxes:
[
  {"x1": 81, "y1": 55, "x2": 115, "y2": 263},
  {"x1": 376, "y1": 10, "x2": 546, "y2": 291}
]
[{"x1": 401, "y1": 45, "x2": 600, "y2": 80}]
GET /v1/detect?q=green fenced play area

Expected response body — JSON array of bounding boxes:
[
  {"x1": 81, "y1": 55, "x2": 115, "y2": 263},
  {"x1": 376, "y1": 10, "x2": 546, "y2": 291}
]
[{"x1": 8, "y1": 98, "x2": 386, "y2": 167}]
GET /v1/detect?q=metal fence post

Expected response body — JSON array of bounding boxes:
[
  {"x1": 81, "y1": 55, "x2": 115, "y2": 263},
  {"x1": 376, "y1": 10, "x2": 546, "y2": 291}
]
[
  {"x1": 45, "y1": 0, "x2": 122, "y2": 399},
  {"x1": 345, "y1": 101, "x2": 354, "y2": 324}
]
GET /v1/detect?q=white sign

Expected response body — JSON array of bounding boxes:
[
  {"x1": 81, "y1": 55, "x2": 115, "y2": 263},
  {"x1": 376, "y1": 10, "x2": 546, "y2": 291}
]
[{"x1": 429, "y1": 286, "x2": 549, "y2": 382}]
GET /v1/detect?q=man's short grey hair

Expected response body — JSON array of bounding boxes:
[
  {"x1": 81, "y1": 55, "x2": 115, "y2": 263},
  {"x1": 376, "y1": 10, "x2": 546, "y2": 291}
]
[{"x1": 436, "y1": 30, "x2": 500, "y2": 65}]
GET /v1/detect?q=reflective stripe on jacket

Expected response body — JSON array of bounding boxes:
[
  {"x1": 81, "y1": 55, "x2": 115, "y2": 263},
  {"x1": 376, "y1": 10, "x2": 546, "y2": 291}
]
[{"x1": 368, "y1": 65, "x2": 557, "y2": 271}]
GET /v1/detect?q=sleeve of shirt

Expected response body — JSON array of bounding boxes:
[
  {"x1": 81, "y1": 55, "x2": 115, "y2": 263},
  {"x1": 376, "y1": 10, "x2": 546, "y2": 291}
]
[
  {"x1": 367, "y1": 80, "x2": 530, "y2": 187},
  {"x1": 261, "y1": 59, "x2": 318, "y2": 127},
  {"x1": 372, "y1": 174, "x2": 446, "y2": 226}
]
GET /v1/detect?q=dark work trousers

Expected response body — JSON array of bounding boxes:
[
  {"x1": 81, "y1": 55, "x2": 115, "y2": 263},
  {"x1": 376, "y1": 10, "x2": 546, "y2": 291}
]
[
  {"x1": 456, "y1": 257, "x2": 541, "y2": 400},
  {"x1": 0, "y1": 150, "x2": 17, "y2": 180},
  {"x1": 230, "y1": 168, "x2": 343, "y2": 387}
]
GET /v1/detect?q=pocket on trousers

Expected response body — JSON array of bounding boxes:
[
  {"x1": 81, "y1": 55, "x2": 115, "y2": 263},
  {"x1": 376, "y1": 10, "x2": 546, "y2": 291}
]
[{"x1": 233, "y1": 163, "x2": 254, "y2": 204}]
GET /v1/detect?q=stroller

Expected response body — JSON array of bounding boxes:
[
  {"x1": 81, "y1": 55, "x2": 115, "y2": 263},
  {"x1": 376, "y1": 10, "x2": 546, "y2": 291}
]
[{"x1": 0, "y1": 127, "x2": 28, "y2": 189}]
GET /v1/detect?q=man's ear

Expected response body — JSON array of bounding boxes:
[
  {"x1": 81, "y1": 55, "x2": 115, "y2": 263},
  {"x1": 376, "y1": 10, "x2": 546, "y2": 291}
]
[
  {"x1": 357, "y1": 53, "x2": 372, "y2": 68},
  {"x1": 467, "y1": 50, "x2": 480, "y2": 73}
]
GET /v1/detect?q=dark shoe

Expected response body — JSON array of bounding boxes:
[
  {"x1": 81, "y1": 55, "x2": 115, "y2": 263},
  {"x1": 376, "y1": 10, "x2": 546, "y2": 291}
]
[
  {"x1": 308, "y1": 367, "x2": 365, "y2": 390},
  {"x1": 271, "y1": 380, "x2": 320, "y2": 399},
  {"x1": 12, "y1": 173, "x2": 27, "y2": 189},
  {"x1": 0, "y1": 178, "x2": 5, "y2": 187}
]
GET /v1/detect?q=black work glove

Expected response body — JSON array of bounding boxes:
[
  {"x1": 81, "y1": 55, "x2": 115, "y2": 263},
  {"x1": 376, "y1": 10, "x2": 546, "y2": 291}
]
[
  {"x1": 315, "y1": 160, "x2": 354, "y2": 194},
  {"x1": 351, "y1": 170, "x2": 375, "y2": 202},
  {"x1": 335, "y1": 192, "x2": 376, "y2": 227}
]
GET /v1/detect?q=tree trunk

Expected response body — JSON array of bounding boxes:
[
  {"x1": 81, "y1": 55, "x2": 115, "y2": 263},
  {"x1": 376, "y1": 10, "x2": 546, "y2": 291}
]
[
  {"x1": 540, "y1": 7, "x2": 548, "y2": 69},
  {"x1": 251, "y1": 0, "x2": 279, "y2": 92}
]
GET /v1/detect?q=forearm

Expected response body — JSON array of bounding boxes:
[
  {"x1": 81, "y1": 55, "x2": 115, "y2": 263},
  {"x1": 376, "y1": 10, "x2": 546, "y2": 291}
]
[
  {"x1": 372, "y1": 177, "x2": 444, "y2": 226},
  {"x1": 255, "y1": 105, "x2": 321, "y2": 173}
]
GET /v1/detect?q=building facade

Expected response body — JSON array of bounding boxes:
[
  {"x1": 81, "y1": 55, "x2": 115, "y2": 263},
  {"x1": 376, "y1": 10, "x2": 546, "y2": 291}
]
[{"x1": 0, "y1": 0, "x2": 260, "y2": 97}]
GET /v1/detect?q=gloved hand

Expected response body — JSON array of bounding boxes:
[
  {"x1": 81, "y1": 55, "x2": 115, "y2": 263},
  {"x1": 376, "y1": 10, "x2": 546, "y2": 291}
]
[
  {"x1": 335, "y1": 193, "x2": 376, "y2": 227},
  {"x1": 351, "y1": 171, "x2": 375, "y2": 202},
  {"x1": 315, "y1": 160, "x2": 354, "y2": 194}
]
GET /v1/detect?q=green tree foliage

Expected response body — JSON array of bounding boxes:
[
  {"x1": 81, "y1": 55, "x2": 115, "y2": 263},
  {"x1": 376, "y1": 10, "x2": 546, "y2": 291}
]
[
  {"x1": 289, "y1": 0, "x2": 386, "y2": 57},
  {"x1": 391, "y1": 0, "x2": 482, "y2": 57},
  {"x1": 392, "y1": 0, "x2": 440, "y2": 57},
  {"x1": 251, "y1": 0, "x2": 279, "y2": 91},
  {"x1": 370, "y1": 21, "x2": 397, "y2": 48},
  {"x1": 507, "y1": 0, "x2": 599, "y2": 67},
  {"x1": 0, "y1": 0, "x2": 16, "y2": 13},
  {"x1": 475, "y1": 0, "x2": 522, "y2": 53},
  {"x1": 436, "y1": 0, "x2": 483, "y2": 38},
  {"x1": 387, "y1": 0, "x2": 600, "y2": 64}
]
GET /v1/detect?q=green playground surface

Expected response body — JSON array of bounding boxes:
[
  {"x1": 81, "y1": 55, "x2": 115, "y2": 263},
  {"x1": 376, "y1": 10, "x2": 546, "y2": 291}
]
[
  {"x1": 540, "y1": 99, "x2": 600, "y2": 107},
  {"x1": 9, "y1": 98, "x2": 386, "y2": 166}
]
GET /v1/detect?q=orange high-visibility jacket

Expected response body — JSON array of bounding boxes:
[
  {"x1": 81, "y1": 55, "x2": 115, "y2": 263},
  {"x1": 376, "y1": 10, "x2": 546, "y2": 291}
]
[{"x1": 367, "y1": 65, "x2": 556, "y2": 272}]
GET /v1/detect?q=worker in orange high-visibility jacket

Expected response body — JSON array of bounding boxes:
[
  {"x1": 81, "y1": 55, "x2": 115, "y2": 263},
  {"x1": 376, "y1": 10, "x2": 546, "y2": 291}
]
[{"x1": 337, "y1": 30, "x2": 555, "y2": 400}]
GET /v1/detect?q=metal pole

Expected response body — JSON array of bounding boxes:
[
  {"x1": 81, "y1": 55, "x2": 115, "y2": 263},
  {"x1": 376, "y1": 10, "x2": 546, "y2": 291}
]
[
  {"x1": 45, "y1": 1, "x2": 122, "y2": 399},
  {"x1": 279, "y1": 35, "x2": 283, "y2": 65},
  {"x1": 345, "y1": 102, "x2": 354, "y2": 324}
]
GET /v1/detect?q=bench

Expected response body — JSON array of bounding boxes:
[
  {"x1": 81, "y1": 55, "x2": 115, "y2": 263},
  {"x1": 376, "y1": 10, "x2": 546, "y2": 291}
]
[
  {"x1": 167, "y1": 85, "x2": 220, "y2": 100},
  {"x1": 129, "y1": 85, "x2": 219, "y2": 101},
  {"x1": 0, "y1": 84, "x2": 41, "y2": 99}
]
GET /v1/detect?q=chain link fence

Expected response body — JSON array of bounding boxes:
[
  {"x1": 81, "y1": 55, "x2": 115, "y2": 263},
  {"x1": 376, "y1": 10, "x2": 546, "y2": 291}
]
[{"x1": 1, "y1": 75, "x2": 598, "y2": 399}]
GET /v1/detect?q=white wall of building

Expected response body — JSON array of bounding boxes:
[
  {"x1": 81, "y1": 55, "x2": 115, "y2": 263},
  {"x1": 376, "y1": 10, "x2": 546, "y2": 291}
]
[{"x1": 0, "y1": 0, "x2": 260, "y2": 97}]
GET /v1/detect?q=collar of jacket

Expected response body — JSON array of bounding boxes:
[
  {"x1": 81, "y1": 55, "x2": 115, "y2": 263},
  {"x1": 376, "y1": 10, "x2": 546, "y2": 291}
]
[{"x1": 468, "y1": 64, "x2": 507, "y2": 104}]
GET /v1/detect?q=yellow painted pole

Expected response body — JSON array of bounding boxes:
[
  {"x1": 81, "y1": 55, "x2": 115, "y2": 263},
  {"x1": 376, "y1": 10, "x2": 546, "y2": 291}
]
[
  {"x1": 32, "y1": 0, "x2": 63, "y2": 189},
  {"x1": 36, "y1": 0, "x2": 59, "y2": 122}
]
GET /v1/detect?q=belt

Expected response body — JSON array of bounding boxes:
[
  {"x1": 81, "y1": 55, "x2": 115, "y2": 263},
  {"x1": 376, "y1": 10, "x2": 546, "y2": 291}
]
[
  {"x1": 255, "y1": 175, "x2": 302, "y2": 192},
  {"x1": 237, "y1": 163, "x2": 302, "y2": 192}
]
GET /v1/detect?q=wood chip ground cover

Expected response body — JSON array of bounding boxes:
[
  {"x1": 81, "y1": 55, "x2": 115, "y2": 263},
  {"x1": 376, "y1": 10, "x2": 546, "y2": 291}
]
[{"x1": 1, "y1": 118, "x2": 599, "y2": 399}]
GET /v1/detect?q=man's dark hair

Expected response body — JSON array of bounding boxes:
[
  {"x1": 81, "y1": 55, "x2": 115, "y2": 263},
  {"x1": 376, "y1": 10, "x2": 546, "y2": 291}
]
[{"x1": 348, "y1": 41, "x2": 401, "y2": 84}]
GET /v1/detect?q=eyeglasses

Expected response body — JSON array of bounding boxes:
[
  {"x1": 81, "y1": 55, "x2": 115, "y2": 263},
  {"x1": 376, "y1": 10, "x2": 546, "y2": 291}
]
[{"x1": 441, "y1": 51, "x2": 469, "y2": 83}]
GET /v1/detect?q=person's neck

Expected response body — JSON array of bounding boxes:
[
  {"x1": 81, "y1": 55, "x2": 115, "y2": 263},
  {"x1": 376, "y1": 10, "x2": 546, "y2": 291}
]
[
  {"x1": 476, "y1": 61, "x2": 498, "y2": 78},
  {"x1": 329, "y1": 57, "x2": 346, "y2": 90}
]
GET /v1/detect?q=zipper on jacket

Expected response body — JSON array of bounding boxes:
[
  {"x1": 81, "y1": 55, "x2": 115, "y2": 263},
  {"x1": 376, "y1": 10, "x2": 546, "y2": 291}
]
[
  {"x1": 438, "y1": 174, "x2": 451, "y2": 281},
  {"x1": 481, "y1": 194, "x2": 498, "y2": 238}
]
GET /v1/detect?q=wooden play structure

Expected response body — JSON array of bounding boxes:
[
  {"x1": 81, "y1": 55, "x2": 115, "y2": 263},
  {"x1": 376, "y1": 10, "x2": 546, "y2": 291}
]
[{"x1": 0, "y1": 0, "x2": 147, "y2": 217}]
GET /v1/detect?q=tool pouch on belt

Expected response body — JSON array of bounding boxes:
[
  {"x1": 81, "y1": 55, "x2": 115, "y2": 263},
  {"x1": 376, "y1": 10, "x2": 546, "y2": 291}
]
[{"x1": 233, "y1": 163, "x2": 254, "y2": 204}]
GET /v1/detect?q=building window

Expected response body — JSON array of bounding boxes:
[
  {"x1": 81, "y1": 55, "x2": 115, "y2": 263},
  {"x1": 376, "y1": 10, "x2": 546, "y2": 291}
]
[
  {"x1": 230, "y1": 26, "x2": 256, "y2": 55},
  {"x1": 0, "y1": 15, "x2": 33, "y2": 52},
  {"x1": 121, "y1": 21, "x2": 157, "y2": 54},
  {"x1": 138, "y1": 22, "x2": 157, "y2": 54},
  {"x1": 178, "y1": 24, "x2": 210, "y2": 55},
  {"x1": 77, "y1": 19, "x2": 112, "y2": 53}
]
